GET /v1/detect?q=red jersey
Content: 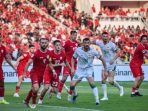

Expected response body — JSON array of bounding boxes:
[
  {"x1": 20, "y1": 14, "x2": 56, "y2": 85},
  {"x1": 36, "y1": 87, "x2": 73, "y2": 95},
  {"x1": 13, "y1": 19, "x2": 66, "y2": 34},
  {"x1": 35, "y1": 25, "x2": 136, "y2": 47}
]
[
  {"x1": 49, "y1": 50, "x2": 66, "y2": 74},
  {"x1": 17, "y1": 52, "x2": 31, "y2": 70},
  {"x1": 130, "y1": 43, "x2": 148, "y2": 67},
  {"x1": 31, "y1": 49, "x2": 49, "y2": 73},
  {"x1": 63, "y1": 39, "x2": 78, "y2": 62},
  {"x1": 0, "y1": 45, "x2": 6, "y2": 66}
]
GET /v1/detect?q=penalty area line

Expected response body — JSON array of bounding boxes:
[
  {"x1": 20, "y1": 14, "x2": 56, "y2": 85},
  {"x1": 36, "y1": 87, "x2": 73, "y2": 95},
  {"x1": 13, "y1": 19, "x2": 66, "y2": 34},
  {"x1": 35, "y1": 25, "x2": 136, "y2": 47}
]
[{"x1": 39, "y1": 104, "x2": 104, "y2": 111}]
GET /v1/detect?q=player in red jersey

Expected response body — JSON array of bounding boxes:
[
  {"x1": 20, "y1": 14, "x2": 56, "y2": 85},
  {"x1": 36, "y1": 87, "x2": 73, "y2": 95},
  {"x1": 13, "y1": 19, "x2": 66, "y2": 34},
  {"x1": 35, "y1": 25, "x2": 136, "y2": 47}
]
[
  {"x1": 13, "y1": 45, "x2": 35, "y2": 97},
  {"x1": 57, "y1": 30, "x2": 78, "y2": 99},
  {"x1": 0, "y1": 36, "x2": 16, "y2": 104},
  {"x1": 23, "y1": 38, "x2": 49, "y2": 109},
  {"x1": 38, "y1": 39, "x2": 71, "y2": 104},
  {"x1": 130, "y1": 35, "x2": 148, "y2": 97}
]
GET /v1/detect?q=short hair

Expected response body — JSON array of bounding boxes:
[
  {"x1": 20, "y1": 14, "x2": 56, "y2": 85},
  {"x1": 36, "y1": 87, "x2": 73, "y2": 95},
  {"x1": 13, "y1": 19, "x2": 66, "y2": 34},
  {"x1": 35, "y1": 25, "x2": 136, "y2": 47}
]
[
  {"x1": 29, "y1": 44, "x2": 35, "y2": 48},
  {"x1": 102, "y1": 32, "x2": 108, "y2": 35},
  {"x1": 53, "y1": 39, "x2": 61, "y2": 45},
  {"x1": 39, "y1": 38, "x2": 49, "y2": 42},
  {"x1": 83, "y1": 38, "x2": 90, "y2": 42},
  {"x1": 139, "y1": 35, "x2": 148, "y2": 42},
  {"x1": 70, "y1": 30, "x2": 77, "y2": 35}
]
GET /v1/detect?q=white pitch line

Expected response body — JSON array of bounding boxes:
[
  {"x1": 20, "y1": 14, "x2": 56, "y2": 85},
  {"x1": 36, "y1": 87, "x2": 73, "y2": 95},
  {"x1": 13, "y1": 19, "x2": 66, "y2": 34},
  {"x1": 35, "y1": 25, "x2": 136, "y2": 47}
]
[
  {"x1": 15, "y1": 103, "x2": 104, "y2": 111},
  {"x1": 39, "y1": 104, "x2": 104, "y2": 111}
]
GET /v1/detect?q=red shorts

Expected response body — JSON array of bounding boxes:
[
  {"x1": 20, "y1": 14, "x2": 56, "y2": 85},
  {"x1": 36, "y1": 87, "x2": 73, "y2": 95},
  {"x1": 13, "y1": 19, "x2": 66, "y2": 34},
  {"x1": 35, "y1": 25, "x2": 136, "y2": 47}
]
[
  {"x1": 17, "y1": 67, "x2": 30, "y2": 77},
  {"x1": 130, "y1": 64, "x2": 144, "y2": 78},
  {"x1": 44, "y1": 66, "x2": 60, "y2": 88},
  {"x1": 30, "y1": 70, "x2": 43, "y2": 85},
  {"x1": 63, "y1": 64, "x2": 76, "y2": 76},
  {"x1": 0, "y1": 69, "x2": 4, "y2": 81}
]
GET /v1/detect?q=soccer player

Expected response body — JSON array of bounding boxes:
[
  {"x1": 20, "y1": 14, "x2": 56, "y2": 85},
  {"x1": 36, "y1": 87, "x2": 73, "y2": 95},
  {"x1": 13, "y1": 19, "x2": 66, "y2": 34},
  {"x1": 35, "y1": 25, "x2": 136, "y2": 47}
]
[
  {"x1": 130, "y1": 35, "x2": 148, "y2": 97},
  {"x1": 23, "y1": 38, "x2": 49, "y2": 109},
  {"x1": 13, "y1": 45, "x2": 35, "y2": 97},
  {"x1": 69, "y1": 38, "x2": 107, "y2": 105},
  {"x1": 0, "y1": 36, "x2": 16, "y2": 104},
  {"x1": 92, "y1": 32, "x2": 124, "y2": 101},
  {"x1": 57, "y1": 30, "x2": 79, "y2": 99},
  {"x1": 38, "y1": 39, "x2": 71, "y2": 104}
]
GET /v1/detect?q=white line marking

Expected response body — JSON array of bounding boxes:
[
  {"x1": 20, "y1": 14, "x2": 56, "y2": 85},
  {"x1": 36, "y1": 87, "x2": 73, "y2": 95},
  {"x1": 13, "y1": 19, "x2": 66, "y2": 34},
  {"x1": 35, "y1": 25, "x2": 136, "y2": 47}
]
[
  {"x1": 39, "y1": 104, "x2": 104, "y2": 111},
  {"x1": 14, "y1": 102, "x2": 104, "y2": 111}
]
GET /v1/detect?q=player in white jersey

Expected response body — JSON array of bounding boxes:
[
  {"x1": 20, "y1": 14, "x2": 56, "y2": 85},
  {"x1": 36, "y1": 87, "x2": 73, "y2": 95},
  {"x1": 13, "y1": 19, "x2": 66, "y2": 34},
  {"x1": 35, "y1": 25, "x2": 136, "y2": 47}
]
[
  {"x1": 68, "y1": 38, "x2": 107, "y2": 106},
  {"x1": 92, "y1": 32, "x2": 124, "y2": 101}
]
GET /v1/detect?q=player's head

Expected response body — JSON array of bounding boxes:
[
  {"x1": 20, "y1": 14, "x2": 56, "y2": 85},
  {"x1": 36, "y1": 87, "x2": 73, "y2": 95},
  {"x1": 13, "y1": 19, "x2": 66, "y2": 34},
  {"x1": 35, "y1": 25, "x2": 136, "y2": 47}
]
[
  {"x1": 102, "y1": 32, "x2": 110, "y2": 42},
  {"x1": 53, "y1": 39, "x2": 62, "y2": 52},
  {"x1": 70, "y1": 30, "x2": 77, "y2": 41},
  {"x1": 29, "y1": 44, "x2": 35, "y2": 54},
  {"x1": 139, "y1": 35, "x2": 148, "y2": 45},
  {"x1": 83, "y1": 38, "x2": 90, "y2": 50},
  {"x1": 39, "y1": 38, "x2": 49, "y2": 51}
]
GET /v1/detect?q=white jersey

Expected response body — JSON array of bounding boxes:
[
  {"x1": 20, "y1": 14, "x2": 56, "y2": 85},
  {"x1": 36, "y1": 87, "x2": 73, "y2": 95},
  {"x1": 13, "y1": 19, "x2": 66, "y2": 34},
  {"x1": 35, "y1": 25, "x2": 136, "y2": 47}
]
[
  {"x1": 96, "y1": 40, "x2": 117, "y2": 63},
  {"x1": 73, "y1": 47, "x2": 101, "y2": 69}
]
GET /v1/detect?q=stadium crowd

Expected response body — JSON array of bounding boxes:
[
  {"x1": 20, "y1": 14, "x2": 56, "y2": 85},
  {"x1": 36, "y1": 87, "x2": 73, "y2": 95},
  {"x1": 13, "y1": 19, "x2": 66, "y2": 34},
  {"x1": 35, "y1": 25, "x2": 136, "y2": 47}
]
[
  {"x1": 0, "y1": 0, "x2": 148, "y2": 109},
  {"x1": 0, "y1": 0, "x2": 148, "y2": 63}
]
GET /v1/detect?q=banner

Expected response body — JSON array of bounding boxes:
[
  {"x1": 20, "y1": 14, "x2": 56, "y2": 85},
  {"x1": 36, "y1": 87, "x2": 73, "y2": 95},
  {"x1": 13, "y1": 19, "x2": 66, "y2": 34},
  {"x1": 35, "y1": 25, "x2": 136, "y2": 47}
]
[{"x1": 2, "y1": 65, "x2": 148, "y2": 82}]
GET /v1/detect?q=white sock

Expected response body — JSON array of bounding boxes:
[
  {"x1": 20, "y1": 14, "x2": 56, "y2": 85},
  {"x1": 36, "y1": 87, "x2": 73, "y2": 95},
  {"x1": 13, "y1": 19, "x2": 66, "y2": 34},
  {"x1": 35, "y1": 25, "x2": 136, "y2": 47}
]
[
  {"x1": 38, "y1": 84, "x2": 44, "y2": 94},
  {"x1": 102, "y1": 84, "x2": 108, "y2": 98},
  {"x1": 64, "y1": 84, "x2": 69, "y2": 91},
  {"x1": 73, "y1": 87, "x2": 78, "y2": 96},
  {"x1": 0, "y1": 97, "x2": 4, "y2": 100},
  {"x1": 113, "y1": 81, "x2": 121, "y2": 90},
  {"x1": 92, "y1": 87, "x2": 99, "y2": 102}
]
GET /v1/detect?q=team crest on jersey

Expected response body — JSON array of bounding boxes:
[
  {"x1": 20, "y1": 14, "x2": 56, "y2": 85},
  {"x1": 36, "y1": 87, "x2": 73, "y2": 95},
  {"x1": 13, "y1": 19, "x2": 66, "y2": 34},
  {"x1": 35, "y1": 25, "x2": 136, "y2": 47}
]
[{"x1": 106, "y1": 46, "x2": 111, "y2": 50}]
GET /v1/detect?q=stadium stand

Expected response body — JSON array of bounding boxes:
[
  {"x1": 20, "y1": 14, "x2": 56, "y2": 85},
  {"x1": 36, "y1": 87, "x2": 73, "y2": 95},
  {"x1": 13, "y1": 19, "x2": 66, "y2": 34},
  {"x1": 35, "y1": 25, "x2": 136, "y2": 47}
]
[{"x1": 0, "y1": 0, "x2": 148, "y2": 63}]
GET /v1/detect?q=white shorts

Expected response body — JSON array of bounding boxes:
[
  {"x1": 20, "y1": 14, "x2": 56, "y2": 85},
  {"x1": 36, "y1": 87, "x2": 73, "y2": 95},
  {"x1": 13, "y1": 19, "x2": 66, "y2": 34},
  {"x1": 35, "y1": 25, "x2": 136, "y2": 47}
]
[
  {"x1": 73, "y1": 67, "x2": 94, "y2": 81},
  {"x1": 103, "y1": 63, "x2": 116, "y2": 71}
]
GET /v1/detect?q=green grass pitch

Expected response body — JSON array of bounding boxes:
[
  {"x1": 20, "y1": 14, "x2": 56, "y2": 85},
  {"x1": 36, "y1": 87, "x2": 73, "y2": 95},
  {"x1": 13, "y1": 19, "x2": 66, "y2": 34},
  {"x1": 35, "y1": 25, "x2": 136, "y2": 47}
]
[{"x1": 0, "y1": 82, "x2": 148, "y2": 111}]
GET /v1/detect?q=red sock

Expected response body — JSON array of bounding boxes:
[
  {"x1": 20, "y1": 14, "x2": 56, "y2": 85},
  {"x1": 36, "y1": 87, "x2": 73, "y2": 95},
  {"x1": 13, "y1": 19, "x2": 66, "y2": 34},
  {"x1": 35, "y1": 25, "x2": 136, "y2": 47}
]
[
  {"x1": 58, "y1": 81, "x2": 64, "y2": 93},
  {"x1": 32, "y1": 92, "x2": 37, "y2": 104},
  {"x1": 40, "y1": 92, "x2": 45, "y2": 100},
  {"x1": 40, "y1": 96, "x2": 43, "y2": 100},
  {"x1": 25, "y1": 89, "x2": 32, "y2": 103},
  {"x1": 0, "y1": 86, "x2": 4, "y2": 97},
  {"x1": 132, "y1": 87, "x2": 137, "y2": 93},
  {"x1": 15, "y1": 86, "x2": 20, "y2": 93},
  {"x1": 68, "y1": 89, "x2": 73, "y2": 95}
]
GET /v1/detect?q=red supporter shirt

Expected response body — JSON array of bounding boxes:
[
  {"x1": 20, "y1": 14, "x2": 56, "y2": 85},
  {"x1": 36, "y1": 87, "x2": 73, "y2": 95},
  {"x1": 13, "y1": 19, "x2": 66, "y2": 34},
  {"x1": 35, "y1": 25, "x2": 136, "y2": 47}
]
[
  {"x1": 63, "y1": 39, "x2": 78, "y2": 62},
  {"x1": 17, "y1": 52, "x2": 31, "y2": 70},
  {"x1": 49, "y1": 50, "x2": 66, "y2": 74},
  {"x1": 31, "y1": 49, "x2": 49, "y2": 73},
  {"x1": 130, "y1": 43, "x2": 148, "y2": 67},
  {"x1": 0, "y1": 45, "x2": 6, "y2": 66}
]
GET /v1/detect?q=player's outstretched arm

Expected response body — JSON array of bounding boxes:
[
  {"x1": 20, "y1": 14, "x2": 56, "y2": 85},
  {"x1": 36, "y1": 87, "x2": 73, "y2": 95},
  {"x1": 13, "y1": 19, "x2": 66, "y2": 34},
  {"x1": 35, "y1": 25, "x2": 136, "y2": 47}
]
[
  {"x1": 65, "y1": 59, "x2": 71, "y2": 72},
  {"x1": 110, "y1": 48, "x2": 120, "y2": 65},
  {"x1": 48, "y1": 61, "x2": 57, "y2": 78},
  {"x1": 14, "y1": 56, "x2": 24, "y2": 68},
  {"x1": 99, "y1": 56, "x2": 108, "y2": 74},
  {"x1": 71, "y1": 57, "x2": 76, "y2": 75},
  {"x1": 23, "y1": 59, "x2": 33, "y2": 78},
  {"x1": 5, "y1": 54, "x2": 17, "y2": 72}
]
